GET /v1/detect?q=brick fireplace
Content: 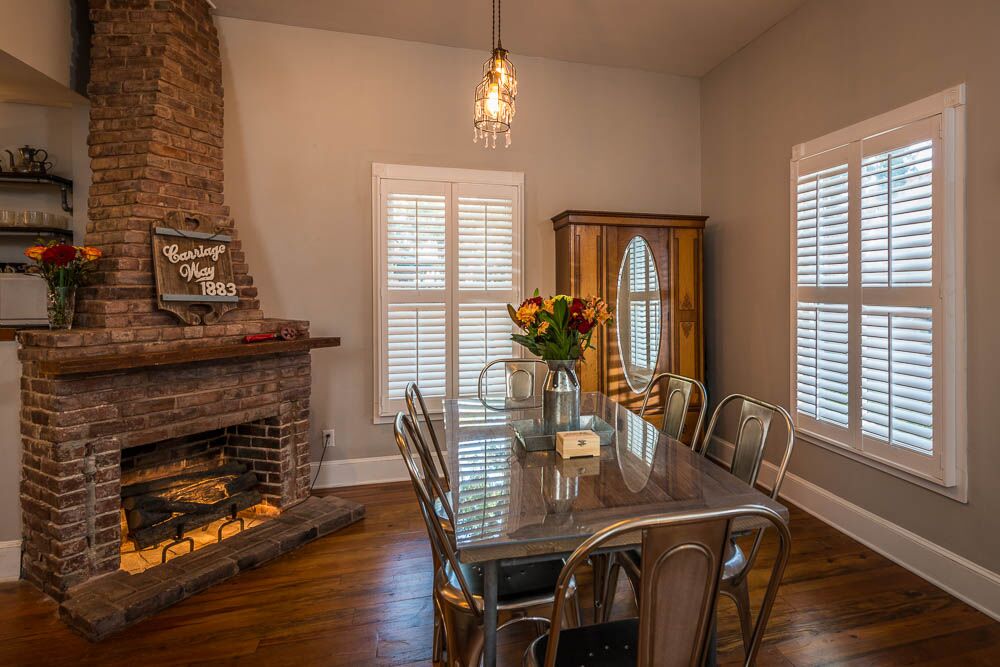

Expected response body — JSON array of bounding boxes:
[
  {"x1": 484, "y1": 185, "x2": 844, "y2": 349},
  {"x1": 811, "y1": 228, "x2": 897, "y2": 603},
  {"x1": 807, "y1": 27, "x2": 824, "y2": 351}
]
[{"x1": 15, "y1": 0, "x2": 362, "y2": 638}]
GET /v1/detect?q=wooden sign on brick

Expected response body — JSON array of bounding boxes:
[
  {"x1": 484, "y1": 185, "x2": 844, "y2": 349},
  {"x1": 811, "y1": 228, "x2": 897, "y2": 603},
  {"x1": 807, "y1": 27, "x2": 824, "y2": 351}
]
[{"x1": 152, "y1": 212, "x2": 239, "y2": 325}]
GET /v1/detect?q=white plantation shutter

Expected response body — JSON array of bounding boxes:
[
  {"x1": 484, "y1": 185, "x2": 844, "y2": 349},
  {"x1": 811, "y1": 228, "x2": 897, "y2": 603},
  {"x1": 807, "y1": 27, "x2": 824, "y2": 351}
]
[
  {"x1": 457, "y1": 304, "x2": 515, "y2": 396},
  {"x1": 375, "y1": 167, "x2": 522, "y2": 417},
  {"x1": 861, "y1": 306, "x2": 933, "y2": 454},
  {"x1": 386, "y1": 193, "x2": 447, "y2": 289},
  {"x1": 796, "y1": 303, "x2": 849, "y2": 428},
  {"x1": 386, "y1": 304, "x2": 447, "y2": 399},
  {"x1": 791, "y1": 92, "x2": 964, "y2": 488},
  {"x1": 861, "y1": 140, "x2": 934, "y2": 286},
  {"x1": 797, "y1": 163, "x2": 850, "y2": 286},
  {"x1": 458, "y1": 196, "x2": 514, "y2": 290},
  {"x1": 453, "y1": 182, "x2": 520, "y2": 400}
]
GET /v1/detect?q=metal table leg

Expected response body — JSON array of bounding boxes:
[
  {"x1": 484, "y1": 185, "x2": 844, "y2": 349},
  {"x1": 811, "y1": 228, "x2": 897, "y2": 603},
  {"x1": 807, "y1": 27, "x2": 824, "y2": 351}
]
[{"x1": 483, "y1": 559, "x2": 499, "y2": 667}]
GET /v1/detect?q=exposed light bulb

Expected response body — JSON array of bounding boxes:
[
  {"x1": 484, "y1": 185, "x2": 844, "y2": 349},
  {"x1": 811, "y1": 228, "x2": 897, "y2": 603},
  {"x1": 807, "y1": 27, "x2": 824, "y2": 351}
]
[
  {"x1": 486, "y1": 84, "x2": 500, "y2": 116},
  {"x1": 494, "y1": 57, "x2": 507, "y2": 86}
]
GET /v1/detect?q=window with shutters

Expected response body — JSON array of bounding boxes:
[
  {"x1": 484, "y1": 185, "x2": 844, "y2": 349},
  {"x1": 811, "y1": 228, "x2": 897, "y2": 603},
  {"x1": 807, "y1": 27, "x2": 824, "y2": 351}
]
[
  {"x1": 373, "y1": 164, "x2": 523, "y2": 419},
  {"x1": 789, "y1": 86, "x2": 966, "y2": 492}
]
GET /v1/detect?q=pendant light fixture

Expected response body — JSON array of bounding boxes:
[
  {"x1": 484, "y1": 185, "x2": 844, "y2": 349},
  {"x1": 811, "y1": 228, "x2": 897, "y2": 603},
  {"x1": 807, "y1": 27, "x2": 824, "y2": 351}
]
[{"x1": 473, "y1": 0, "x2": 517, "y2": 148}]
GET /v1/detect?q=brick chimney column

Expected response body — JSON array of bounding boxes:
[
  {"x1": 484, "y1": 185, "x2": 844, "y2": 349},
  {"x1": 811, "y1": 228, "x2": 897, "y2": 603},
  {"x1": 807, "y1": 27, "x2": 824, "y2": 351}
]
[{"x1": 82, "y1": 0, "x2": 260, "y2": 328}]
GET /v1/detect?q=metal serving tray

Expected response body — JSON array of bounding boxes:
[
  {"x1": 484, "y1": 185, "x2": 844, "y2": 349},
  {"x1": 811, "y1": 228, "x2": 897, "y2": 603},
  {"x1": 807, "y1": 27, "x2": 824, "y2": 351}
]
[{"x1": 510, "y1": 415, "x2": 615, "y2": 452}]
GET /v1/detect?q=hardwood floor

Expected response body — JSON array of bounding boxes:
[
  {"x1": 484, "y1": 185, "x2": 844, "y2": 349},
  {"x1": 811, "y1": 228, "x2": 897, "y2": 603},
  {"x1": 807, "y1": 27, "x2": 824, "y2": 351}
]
[{"x1": 0, "y1": 481, "x2": 997, "y2": 666}]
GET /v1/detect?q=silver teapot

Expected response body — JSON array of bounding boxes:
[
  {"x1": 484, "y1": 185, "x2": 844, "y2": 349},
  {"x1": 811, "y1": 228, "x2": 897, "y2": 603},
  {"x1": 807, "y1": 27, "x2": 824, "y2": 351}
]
[{"x1": 3, "y1": 145, "x2": 50, "y2": 173}]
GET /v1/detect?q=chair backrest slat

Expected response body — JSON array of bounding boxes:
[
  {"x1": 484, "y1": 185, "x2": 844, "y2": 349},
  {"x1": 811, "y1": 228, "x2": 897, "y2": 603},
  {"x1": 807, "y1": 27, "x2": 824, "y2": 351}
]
[
  {"x1": 477, "y1": 357, "x2": 548, "y2": 403},
  {"x1": 702, "y1": 393, "x2": 795, "y2": 500},
  {"x1": 404, "y1": 382, "x2": 450, "y2": 490},
  {"x1": 638, "y1": 372, "x2": 708, "y2": 451},
  {"x1": 637, "y1": 519, "x2": 730, "y2": 666}
]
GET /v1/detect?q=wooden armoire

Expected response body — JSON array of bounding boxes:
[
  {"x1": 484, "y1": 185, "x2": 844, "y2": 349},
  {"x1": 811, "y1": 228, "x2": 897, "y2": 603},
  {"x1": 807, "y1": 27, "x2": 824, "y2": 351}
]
[{"x1": 552, "y1": 210, "x2": 706, "y2": 436}]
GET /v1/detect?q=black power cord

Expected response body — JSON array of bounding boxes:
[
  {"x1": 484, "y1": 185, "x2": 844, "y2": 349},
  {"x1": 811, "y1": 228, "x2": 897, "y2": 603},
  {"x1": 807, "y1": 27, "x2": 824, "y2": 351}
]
[{"x1": 310, "y1": 431, "x2": 333, "y2": 493}]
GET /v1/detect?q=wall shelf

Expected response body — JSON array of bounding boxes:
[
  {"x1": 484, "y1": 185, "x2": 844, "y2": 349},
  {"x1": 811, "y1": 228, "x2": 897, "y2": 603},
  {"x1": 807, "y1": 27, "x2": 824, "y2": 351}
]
[
  {"x1": 0, "y1": 225, "x2": 73, "y2": 239},
  {"x1": 0, "y1": 172, "x2": 74, "y2": 213}
]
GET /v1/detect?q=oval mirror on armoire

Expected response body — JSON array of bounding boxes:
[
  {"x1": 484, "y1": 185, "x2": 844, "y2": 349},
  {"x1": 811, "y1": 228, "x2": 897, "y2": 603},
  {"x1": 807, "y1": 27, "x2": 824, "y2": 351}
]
[{"x1": 615, "y1": 235, "x2": 662, "y2": 394}]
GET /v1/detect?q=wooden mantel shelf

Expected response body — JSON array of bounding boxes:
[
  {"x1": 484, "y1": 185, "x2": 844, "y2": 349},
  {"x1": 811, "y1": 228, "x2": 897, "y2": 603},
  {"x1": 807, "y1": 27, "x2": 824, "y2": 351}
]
[{"x1": 38, "y1": 336, "x2": 341, "y2": 377}]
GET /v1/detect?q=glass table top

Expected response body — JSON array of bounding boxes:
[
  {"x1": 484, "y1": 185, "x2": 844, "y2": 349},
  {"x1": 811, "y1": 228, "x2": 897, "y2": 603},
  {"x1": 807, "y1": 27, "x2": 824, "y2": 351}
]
[{"x1": 444, "y1": 392, "x2": 788, "y2": 563}]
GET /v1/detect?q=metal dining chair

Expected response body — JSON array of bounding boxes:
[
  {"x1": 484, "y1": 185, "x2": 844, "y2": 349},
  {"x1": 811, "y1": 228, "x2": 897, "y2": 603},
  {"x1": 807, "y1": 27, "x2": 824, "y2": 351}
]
[
  {"x1": 608, "y1": 393, "x2": 795, "y2": 656},
  {"x1": 638, "y1": 371, "x2": 709, "y2": 450},
  {"x1": 524, "y1": 505, "x2": 791, "y2": 667},
  {"x1": 394, "y1": 413, "x2": 581, "y2": 667},
  {"x1": 699, "y1": 394, "x2": 795, "y2": 656},
  {"x1": 477, "y1": 357, "x2": 548, "y2": 406},
  {"x1": 589, "y1": 372, "x2": 709, "y2": 623},
  {"x1": 404, "y1": 382, "x2": 458, "y2": 663}
]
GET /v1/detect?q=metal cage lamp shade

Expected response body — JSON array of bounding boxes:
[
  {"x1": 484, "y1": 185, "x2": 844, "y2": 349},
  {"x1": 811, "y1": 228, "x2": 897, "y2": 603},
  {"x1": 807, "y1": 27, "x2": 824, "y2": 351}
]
[{"x1": 474, "y1": 63, "x2": 515, "y2": 148}]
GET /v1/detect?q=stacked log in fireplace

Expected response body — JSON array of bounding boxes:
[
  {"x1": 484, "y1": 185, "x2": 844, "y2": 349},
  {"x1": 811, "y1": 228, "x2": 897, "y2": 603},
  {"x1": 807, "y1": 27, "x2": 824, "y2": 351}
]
[{"x1": 122, "y1": 463, "x2": 261, "y2": 549}]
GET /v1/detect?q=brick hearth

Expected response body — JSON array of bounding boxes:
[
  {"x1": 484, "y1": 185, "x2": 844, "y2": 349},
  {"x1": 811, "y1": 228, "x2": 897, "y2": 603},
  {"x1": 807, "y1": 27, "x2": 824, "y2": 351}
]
[{"x1": 15, "y1": 0, "x2": 362, "y2": 634}]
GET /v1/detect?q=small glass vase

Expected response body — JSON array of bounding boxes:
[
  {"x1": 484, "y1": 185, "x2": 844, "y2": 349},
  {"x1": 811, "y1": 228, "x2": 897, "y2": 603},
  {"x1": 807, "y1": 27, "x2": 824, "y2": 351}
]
[
  {"x1": 542, "y1": 359, "x2": 581, "y2": 435},
  {"x1": 46, "y1": 285, "x2": 77, "y2": 330}
]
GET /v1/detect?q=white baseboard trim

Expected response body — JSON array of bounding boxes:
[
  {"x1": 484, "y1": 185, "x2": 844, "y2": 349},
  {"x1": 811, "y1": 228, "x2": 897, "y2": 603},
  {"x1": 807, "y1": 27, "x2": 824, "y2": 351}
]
[
  {"x1": 709, "y1": 436, "x2": 1000, "y2": 622},
  {"x1": 0, "y1": 540, "x2": 21, "y2": 581},
  {"x1": 310, "y1": 451, "x2": 447, "y2": 489}
]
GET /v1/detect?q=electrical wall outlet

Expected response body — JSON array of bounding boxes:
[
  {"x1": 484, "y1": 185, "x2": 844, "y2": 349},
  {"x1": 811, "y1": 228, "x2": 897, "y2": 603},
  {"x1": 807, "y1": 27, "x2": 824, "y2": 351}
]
[{"x1": 322, "y1": 429, "x2": 335, "y2": 447}]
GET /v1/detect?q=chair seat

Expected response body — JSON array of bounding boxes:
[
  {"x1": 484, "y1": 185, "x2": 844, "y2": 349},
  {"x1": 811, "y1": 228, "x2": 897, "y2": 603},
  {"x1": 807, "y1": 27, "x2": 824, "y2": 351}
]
[
  {"x1": 442, "y1": 557, "x2": 569, "y2": 609},
  {"x1": 526, "y1": 619, "x2": 638, "y2": 667}
]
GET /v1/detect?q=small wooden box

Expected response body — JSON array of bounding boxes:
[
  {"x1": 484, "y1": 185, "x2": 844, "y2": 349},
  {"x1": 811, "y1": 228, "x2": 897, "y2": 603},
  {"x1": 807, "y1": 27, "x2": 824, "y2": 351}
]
[{"x1": 555, "y1": 430, "x2": 601, "y2": 459}]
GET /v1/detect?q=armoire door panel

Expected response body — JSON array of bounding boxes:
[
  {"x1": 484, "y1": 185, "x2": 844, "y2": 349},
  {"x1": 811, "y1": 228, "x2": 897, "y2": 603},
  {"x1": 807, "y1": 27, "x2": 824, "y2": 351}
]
[
  {"x1": 603, "y1": 225, "x2": 673, "y2": 413},
  {"x1": 671, "y1": 229, "x2": 704, "y2": 382}
]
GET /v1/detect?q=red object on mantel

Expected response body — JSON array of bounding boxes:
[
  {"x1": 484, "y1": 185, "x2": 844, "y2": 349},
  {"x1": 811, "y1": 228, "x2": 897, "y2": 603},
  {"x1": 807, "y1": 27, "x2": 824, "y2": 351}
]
[{"x1": 243, "y1": 327, "x2": 299, "y2": 343}]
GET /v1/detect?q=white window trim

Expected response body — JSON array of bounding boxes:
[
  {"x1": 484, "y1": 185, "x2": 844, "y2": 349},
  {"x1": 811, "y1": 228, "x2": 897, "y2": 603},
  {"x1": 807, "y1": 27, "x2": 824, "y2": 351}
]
[
  {"x1": 788, "y1": 84, "x2": 967, "y2": 500},
  {"x1": 371, "y1": 163, "x2": 526, "y2": 425}
]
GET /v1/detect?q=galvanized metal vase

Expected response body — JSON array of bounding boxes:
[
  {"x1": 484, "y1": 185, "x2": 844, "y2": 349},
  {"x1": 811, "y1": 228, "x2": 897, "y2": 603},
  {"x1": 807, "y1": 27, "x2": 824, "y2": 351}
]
[{"x1": 542, "y1": 359, "x2": 581, "y2": 434}]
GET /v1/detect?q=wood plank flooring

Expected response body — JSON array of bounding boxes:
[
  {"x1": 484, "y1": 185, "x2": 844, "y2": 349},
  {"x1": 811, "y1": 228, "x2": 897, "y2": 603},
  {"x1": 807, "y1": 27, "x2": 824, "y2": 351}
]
[{"x1": 0, "y1": 481, "x2": 996, "y2": 666}]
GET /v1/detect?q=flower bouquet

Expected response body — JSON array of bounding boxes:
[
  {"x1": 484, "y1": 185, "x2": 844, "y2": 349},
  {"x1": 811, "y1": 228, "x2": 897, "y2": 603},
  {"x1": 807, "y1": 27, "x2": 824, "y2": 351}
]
[
  {"x1": 507, "y1": 291, "x2": 613, "y2": 433},
  {"x1": 24, "y1": 240, "x2": 102, "y2": 329}
]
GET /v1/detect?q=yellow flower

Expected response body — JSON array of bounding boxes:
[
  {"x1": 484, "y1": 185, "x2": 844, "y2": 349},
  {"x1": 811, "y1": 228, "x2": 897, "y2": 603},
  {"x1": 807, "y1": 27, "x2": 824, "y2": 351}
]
[
  {"x1": 80, "y1": 246, "x2": 102, "y2": 262},
  {"x1": 516, "y1": 302, "x2": 539, "y2": 326},
  {"x1": 24, "y1": 246, "x2": 46, "y2": 261},
  {"x1": 542, "y1": 298, "x2": 555, "y2": 314},
  {"x1": 537, "y1": 321, "x2": 551, "y2": 335}
]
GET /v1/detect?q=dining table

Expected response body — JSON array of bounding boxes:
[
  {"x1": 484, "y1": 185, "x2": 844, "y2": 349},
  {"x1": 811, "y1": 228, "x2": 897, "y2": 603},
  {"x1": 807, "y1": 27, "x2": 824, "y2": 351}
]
[{"x1": 443, "y1": 391, "x2": 789, "y2": 667}]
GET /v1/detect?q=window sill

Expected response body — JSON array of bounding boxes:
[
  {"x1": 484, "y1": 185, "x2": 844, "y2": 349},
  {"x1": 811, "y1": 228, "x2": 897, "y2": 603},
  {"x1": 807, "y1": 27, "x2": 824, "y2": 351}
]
[{"x1": 798, "y1": 430, "x2": 968, "y2": 503}]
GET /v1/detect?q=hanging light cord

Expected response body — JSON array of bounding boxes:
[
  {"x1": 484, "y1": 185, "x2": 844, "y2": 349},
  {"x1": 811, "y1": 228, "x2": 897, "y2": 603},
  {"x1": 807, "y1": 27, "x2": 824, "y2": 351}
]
[
  {"x1": 491, "y1": 0, "x2": 496, "y2": 51},
  {"x1": 497, "y1": 0, "x2": 502, "y2": 49}
]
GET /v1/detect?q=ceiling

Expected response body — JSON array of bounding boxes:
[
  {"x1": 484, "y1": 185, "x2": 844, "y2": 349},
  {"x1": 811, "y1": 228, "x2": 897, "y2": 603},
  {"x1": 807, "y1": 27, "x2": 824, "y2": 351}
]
[{"x1": 210, "y1": 0, "x2": 805, "y2": 77}]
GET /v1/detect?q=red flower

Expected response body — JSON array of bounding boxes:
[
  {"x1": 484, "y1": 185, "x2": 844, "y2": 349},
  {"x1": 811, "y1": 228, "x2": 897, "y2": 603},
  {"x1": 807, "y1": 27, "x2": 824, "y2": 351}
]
[
  {"x1": 575, "y1": 319, "x2": 594, "y2": 334},
  {"x1": 570, "y1": 298, "x2": 585, "y2": 317},
  {"x1": 41, "y1": 244, "x2": 78, "y2": 267},
  {"x1": 528, "y1": 296, "x2": 543, "y2": 307}
]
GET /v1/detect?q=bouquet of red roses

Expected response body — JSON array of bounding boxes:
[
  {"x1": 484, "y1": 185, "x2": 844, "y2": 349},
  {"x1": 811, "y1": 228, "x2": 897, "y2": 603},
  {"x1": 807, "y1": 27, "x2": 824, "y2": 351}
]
[
  {"x1": 24, "y1": 240, "x2": 102, "y2": 329},
  {"x1": 507, "y1": 290, "x2": 613, "y2": 360},
  {"x1": 24, "y1": 240, "x2": 101, "y2": 284}
]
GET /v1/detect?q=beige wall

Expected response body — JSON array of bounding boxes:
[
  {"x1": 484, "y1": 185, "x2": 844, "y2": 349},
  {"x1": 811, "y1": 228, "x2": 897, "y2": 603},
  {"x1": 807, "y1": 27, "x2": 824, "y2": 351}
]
[
  {"x1": 700, "y1": 0, "x2": 1000, "y2": 572},
  {"x1": 218, "y1": 17, "x2": 702, "y2": 461},
  {"x1": 0, "y1": 0, "x2": 72, "y2": 87},
  {"x1": 0, "y1": 100, "x2": 88, "y2": 543}
]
